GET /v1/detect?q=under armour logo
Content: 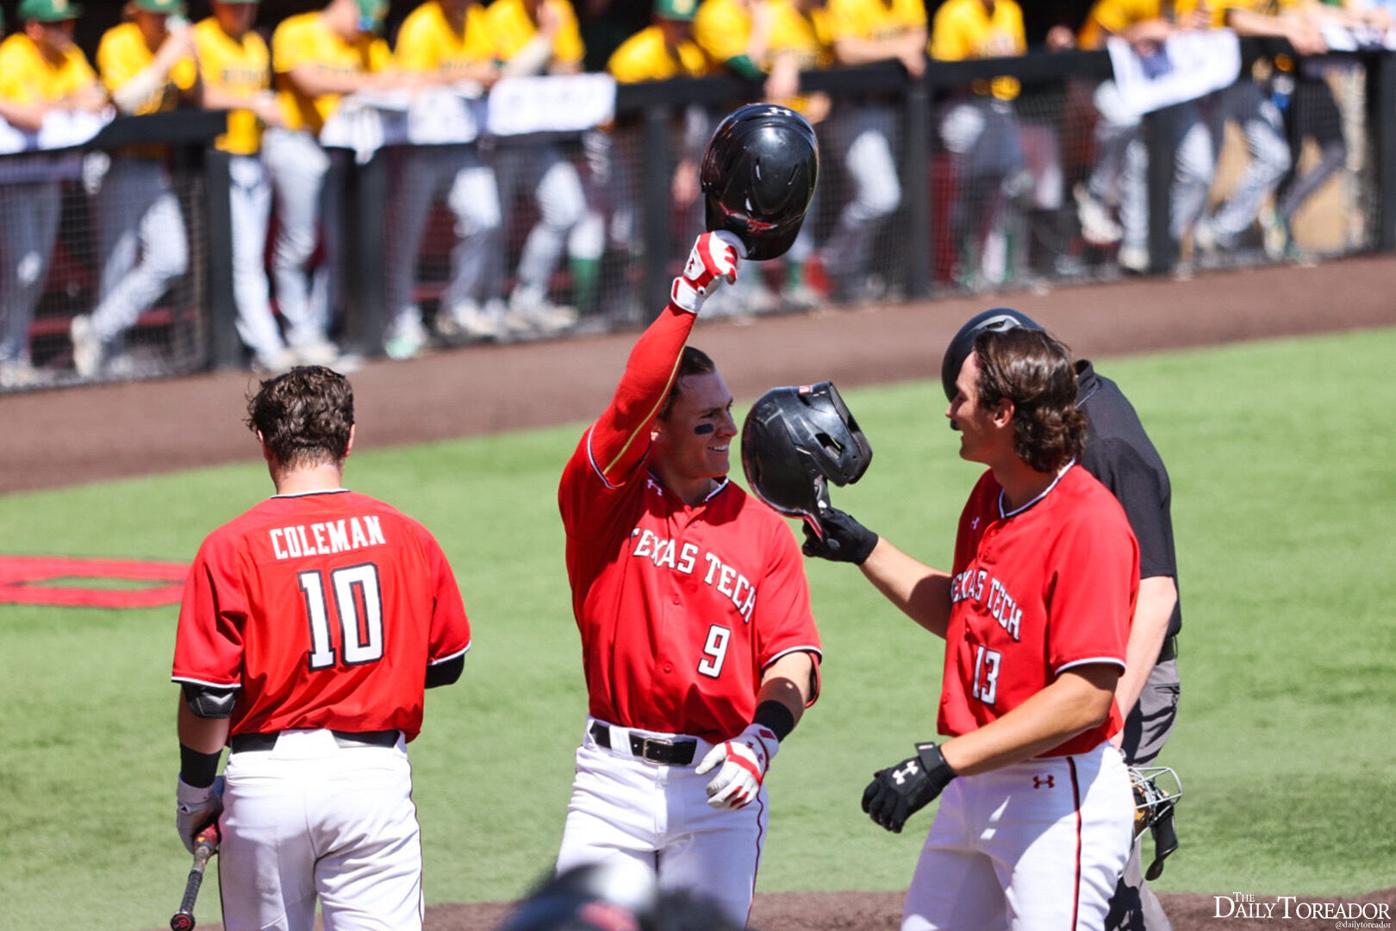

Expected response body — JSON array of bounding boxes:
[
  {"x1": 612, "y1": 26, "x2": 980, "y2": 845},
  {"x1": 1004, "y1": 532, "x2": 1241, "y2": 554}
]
[
  {"x1": 1032, "y1": 775, "x2": 1055, "y2": 789},
  {"x1": 971, "y1": 517, "x2": 981, "y2": 530},
  {"x1": 892, "y1": 761, "x2": 920, "y2": 785}
]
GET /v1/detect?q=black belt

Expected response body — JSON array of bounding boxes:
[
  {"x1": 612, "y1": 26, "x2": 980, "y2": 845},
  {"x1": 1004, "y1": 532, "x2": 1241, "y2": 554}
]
[
  {"x1": 1158, "y1": 636, "x2": 1179, "y2": 663},
  {"x1": 590, "y1": 722, "x2": 696, "y2": 766},
  {"x1": 229, "y1": 729, "x2": 399, "y2": 754}
]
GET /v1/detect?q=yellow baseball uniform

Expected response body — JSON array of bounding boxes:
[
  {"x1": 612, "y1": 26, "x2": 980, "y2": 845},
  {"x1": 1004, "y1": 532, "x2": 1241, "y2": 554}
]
[
  {"x1": 762, "y1": 0, "x2": 835, "y2": 70},
  {"x1": 1211, "y1": 0, "x2": 1296, "y2": 25},
  {"x1": 606, "y1": 25, "x2": 709, "y2": 81},
  {"x1": 929, "y1": 0, "x2": 1025, "y2": 100},
  {"x1": 1078, "y1": 0, "x2": 1205, "y2": 49},
  {"x1": 272, "y1": 11, "x2": 392, "y2": 134},
  {"x1": 193, "y1": 18, "x2": 270, "y2": 156},
  {"x1": 826, "y1": 0, "x2": 925, "y2": 44},
  {"x1": 694, "y1": 0, "x2": 752, "y2": 65},
  {"x1": 396, "y1": 0, "x2": 495, "y2": 76},
  {"x1": 486, "y1": 0, "x2": 585, "y2": 67},
  {"x1": 0, "y1": 33, "x2": 98, "y2": 105},
  {"x1": 97, "y1": 22, "x2": 198, "y2": 115}
]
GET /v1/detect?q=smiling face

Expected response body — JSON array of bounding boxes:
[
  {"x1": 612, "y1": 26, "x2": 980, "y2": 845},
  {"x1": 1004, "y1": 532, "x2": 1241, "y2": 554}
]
[
  {"x1": 653, "y1": 370, "x2": 738, "y2": 491},
  {"x1": 945, "y1": 350, "x2": 1011, "y2": 466}
]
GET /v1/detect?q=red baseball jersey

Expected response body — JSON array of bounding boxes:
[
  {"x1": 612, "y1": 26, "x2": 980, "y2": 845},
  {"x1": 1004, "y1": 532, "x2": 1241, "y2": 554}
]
[
  {"x1": 558, "y1": 306, "x2": 821, "y2": 743},
  {"x1": 939, "y1": 465, "x2": 1138, "y2": 756},
  {"x1": 171, "y1": 490, "x2": 471, "y2": 742}
]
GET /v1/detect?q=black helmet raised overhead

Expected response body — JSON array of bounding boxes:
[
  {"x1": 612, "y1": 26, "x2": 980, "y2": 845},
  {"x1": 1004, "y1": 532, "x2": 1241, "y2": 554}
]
[
  {"x1": 940, "y1": 307, "x2": 1044, "y2": 400},
  {"x1": 701, "y1": 104, "x2": 819, "y2": 261},
  {"x1": 741, "y1": 381, "x2": 872, "y2": 520}
]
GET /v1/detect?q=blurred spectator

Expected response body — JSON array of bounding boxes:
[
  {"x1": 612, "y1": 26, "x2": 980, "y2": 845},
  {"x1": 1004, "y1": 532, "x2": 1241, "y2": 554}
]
[
  {"x1": 751, "y1": 0, "x2": 834, "y2": 309},
  {"x1": 1192, "y1": 0, "x2": 1324, "y2": 261},
  {"x1": 0, "y1": 0, "x2": 105, "y2": 388},
  {"x1": 388, "y1": 0, "x2": 504, "y2": 351},
  {"x1": 930, "y1": 0, "x2": 1030, "y2": 289},
  {"x1": 818, "y1": 0, "x2": 925, "y2": 302},
  {"x1": 194, "y1": 0, "x2": 295, "y2": 372},
  {"x1": 71, "y1": 0, "x2": 197, "y2": 379},
  {"x1": 567, "y1": 0, "x2": 709, "y2": 320},
  {"x1": 487, "y1": 0, "x2": 587, "y2": 336},
  {"x1": 693, "y1": 0, "x2": 763, "y2": 79},
  {"x1": 1074, "y1": 0, "x2": 1214, "y2": 273},
  {"x1": 264, "y1": 0, "x2": 401, "y2": 366}
]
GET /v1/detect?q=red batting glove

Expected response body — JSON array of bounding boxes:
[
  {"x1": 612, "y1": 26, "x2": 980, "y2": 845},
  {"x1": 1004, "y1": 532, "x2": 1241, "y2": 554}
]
[
  {"x1": 694, "y1": 723, "x2": 778, "y2": 809},
  {"x1": 670, "y1": 231, "x2": 743, "y2": 314}
]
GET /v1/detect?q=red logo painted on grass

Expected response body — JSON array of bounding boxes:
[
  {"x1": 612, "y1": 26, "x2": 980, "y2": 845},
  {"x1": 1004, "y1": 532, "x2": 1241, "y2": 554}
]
[{"x1": 0, "y1": 555, "x2": 187, "y2": 608}]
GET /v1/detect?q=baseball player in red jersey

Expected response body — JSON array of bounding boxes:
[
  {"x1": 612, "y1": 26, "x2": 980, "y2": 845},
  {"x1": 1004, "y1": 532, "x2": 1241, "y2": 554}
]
[
  {"x1": 171, "y1": 365, "x2": 472, "y2": 931},
  {"x1": 555, "y1": 230, "x2": 822, "y2": 926},
  {"x1": 805, "y1": 326, "x2": 1138, "y2": 930}
]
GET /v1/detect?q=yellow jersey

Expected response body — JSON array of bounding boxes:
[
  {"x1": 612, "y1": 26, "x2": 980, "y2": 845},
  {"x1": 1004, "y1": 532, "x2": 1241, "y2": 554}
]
[
  {"x1": 1078, "y1": 0, "x2": 1205, "y2": 49},
  {"x1": 929, "y1": 0, "x2": 1025, "y2": 100},
  {"x1": 0, "y1": 33, "x2": 98, "y2": 105},
  {"x1": 762, "y1": 0, "x2": 835, "y2": 70},
  {"x1": 97, "y1": 22, "x2": 198, "y2": 115},
  {"x1": 272, "y1": 11, "x2": 392, "y2": 134},
  {"x1": 1211, "y1": 0, "x2": 1296, "y2": 25},
  {"x1": 395, "y1": 0, "x2": 495, "y2": 77},
  {"x1": 486, "y1": 0, "x2": 584, "y2": 67},
  {"x1": 606, "y1": 25, "x2": 709, "y2": 82},
  {"x1": 826, "y1": 0, "x2": 926, "y2": 43},
  {"x1": 193, "y1": 18, "x2": 270, "y2": 155},
  {"x1": 694, "y1": 0, "x2": 752, "y2": 65}
]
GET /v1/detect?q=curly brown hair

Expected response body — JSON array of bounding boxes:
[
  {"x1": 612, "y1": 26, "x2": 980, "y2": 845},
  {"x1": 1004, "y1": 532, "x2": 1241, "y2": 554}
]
[
  {"x1": 245, "y1": 366, "x2": 354, "y2": 469},
  {"x1": 974, "y1": 328, "x2": 1085, "y2": 473}
]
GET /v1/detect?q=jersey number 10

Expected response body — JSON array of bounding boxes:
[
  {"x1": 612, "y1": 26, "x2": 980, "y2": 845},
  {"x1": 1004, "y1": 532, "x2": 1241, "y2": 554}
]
[{"x1": 298, "y1": 564, "x2": 385, "y2": 670}]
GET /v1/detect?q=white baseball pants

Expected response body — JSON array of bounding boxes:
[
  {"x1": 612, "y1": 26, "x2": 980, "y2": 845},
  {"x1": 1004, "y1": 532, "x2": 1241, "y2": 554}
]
[
  {"x1": 901, "y1": 742, "x2": 1134, "y2": 931},
  {"x1": 217, "y1": 729, "x2": 422, "y2": 931},
  {"x1": 556, "y1": 719, "x2": 767, "y2": 927}
]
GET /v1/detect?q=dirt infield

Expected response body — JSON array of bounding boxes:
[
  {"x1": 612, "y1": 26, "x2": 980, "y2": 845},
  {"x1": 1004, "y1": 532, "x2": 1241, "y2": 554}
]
[
  {"x1": 6, "y1": 254, "x2": 1396, "y2": 494},
  {"x1": 19, "y1": 255, "x2": 1395, "y2": 931}
]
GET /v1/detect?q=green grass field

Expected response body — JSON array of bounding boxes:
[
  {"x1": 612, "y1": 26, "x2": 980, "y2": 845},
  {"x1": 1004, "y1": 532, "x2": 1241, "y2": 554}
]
[{"x1": 2, "y1": 327, "x2": 1393, "y2": 930}]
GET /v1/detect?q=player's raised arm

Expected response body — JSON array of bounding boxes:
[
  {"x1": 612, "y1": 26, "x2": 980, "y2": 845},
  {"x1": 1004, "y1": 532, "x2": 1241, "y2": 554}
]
[{"x1": 578, "y1": 231, "x2": 739, "y2": 489}]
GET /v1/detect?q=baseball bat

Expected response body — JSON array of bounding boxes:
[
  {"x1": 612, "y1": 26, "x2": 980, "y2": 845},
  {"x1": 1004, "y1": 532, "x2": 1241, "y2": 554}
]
[{"x1": 170, "y1": 820, "x2": 220, "y2": 931}]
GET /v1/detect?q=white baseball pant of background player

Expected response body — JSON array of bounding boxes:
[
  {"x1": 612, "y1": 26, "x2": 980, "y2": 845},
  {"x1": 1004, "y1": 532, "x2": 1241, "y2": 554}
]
[
  {"x1": 555, "y1": 719, "x2": 766, "y2": 927},
  {"x1": 819, "y1": 103, "x2": 901, "y2": 293},
  {"x1": 262, "y1": 126, "x2": 340, "y2": 356},
  {"x1": 901, "y1": 743, "x2": 1135, "y2": 931},
  {"x1": 386, "y1": 144, "x2": 503, "y2": 340},
  {"x1": 227, "y1": 153, "x2": 289, "y2": 367},
  {"x1": 1199, "y1": 79, "x2": 1290, "y2": 247},
  {"x1": 1084, "y1": 80, "x2": 1214, "y2": 262},
  {"x1": 493, "y1": 142, "x2": 585, "y2": 315},
  {"x1": 0, "y1": 181, "x2": 61, "y2": 369},
  {"x1": 87, "y1": 157, "x2": 189, "y2": 351},
  {"x1": 219, "y1": 730, "x2": 423, "y2": 931}
]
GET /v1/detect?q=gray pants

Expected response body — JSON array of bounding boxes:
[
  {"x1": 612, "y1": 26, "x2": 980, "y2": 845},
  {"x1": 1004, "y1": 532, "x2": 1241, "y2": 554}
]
[
  {"x1": 89, "y1": 158, "x2": 189, "y2": 344},
  {"x1": 0, "y1": 181, "x2": 61, "y2": 364},
  {"x1": 386, "y1": 144, "x2": 502, "y2": 327},
  {"x1": 1106, "y1": 657, "x2": 1180, "y2": 931},
  {"x1": 822, "y1": 104, "x2": 901, "y2": 282},
  {"x1": 1205, "y1": 81, "x2": 1291, "y2": 241},
  {"x1": 263, "y1": 128, "x2": 340, "y2": 349},
  {"x1": 227, "y1": 154, "x2": 285, "y2": 363},
  {"x1": 494, "y1": 142, "x2": 585, "y2": 303}
]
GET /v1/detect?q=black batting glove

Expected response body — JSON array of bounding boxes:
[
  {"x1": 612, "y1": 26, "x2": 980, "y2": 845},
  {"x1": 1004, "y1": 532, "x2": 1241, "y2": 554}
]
[
  {"x1": 801, "y1": 507, "x2": 878, "y2": 565},
  {"x1": 861, "y1": 742, "x2": 957, "y2": 833}
]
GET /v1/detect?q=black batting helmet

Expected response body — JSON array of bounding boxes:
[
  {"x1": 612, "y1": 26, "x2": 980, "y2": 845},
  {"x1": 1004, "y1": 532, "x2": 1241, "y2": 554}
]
[
  {"x1": 940, "y1": 307, "x2": 1044, "y2": 400},
  {"x1": 701, "y1": 104, "x2": 819, "y2": 261},
  {"x1": 741, "y1": 381, "x2": 872, "y2": 520}
]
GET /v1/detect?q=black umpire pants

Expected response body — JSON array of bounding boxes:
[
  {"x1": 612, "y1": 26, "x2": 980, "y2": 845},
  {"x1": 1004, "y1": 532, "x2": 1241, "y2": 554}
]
[{"x1": 1105, "y1": 656, "x2": 1181, "y2": 931}]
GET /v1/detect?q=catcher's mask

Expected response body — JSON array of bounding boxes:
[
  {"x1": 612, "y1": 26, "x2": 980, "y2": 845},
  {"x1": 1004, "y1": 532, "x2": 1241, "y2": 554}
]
[
  {"x1": 941, "y1": 307, "x2": 1044, "y2": 401},
  {"x1": 1130, "y1": 765, "x2": 1184, "y2": 880},
  {"x1": 741, "y1": 381, "x2": 872, "y2": 523},
  {"x1": 701, "y1": 103, "x2": 819, "y2": 261}
]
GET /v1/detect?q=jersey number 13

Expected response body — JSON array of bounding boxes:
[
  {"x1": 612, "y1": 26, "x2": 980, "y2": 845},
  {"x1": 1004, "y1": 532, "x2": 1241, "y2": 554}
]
[{"x1": 298, "y1": 564, "x2": 385, "y2": 670}]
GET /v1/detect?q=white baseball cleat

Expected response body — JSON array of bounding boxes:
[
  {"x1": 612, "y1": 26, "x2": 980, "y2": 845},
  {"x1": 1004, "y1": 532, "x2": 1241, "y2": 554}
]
[
  {"x1": 69, "y1": 314, "x2": 105, "y2": 378},
  {"x1": 1075, "y1": 184, "x2": 1122, "y2": 247}
]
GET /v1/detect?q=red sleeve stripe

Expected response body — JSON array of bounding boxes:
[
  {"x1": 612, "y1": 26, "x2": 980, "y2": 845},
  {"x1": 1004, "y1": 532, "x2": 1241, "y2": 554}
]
[
  {"x1": 429, "y1": 642, "x2": 472, "y2": 664},
  {"x1": 599, "y1": 345, "x2": 685, "y2": 480}
]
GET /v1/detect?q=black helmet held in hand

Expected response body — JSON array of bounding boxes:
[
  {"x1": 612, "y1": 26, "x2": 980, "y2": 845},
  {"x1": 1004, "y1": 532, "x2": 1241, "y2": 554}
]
[
  {"x1": 701, "y1": 103, "x2": 819, "y2": 261},
  {"x1": 741, "y1": 381, "x2": 872, "y2": 521}
]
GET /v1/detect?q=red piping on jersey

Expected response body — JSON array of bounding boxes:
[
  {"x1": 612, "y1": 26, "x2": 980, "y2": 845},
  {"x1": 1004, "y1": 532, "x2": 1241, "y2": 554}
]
[{"x1": 1068, "y1": 756, "x2": 1083, "y2": 930}]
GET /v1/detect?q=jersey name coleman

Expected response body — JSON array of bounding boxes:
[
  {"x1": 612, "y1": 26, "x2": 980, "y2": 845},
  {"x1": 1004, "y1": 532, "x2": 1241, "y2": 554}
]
[
  {"x1": 268, "y1": 515, "x2": 387, "y2": 561},
  {"x1": 630, "y1": 526, "x2": 757, "y2": 622},
  {"x1": 949, "y1": 567, "x2": 1023, "y2": 641}
]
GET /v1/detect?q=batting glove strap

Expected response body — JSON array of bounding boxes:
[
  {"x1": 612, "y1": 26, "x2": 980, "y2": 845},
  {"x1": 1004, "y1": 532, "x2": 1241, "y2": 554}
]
[
  {"x1": 695, "y1": 723, "x2": 779, "y2": 810},
  {"x1": 861, "y1": 742, "x2": 956, "y2": 834},
  {"x1": 669, "y1": 231, "x2": 741, "y2": 314}
]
